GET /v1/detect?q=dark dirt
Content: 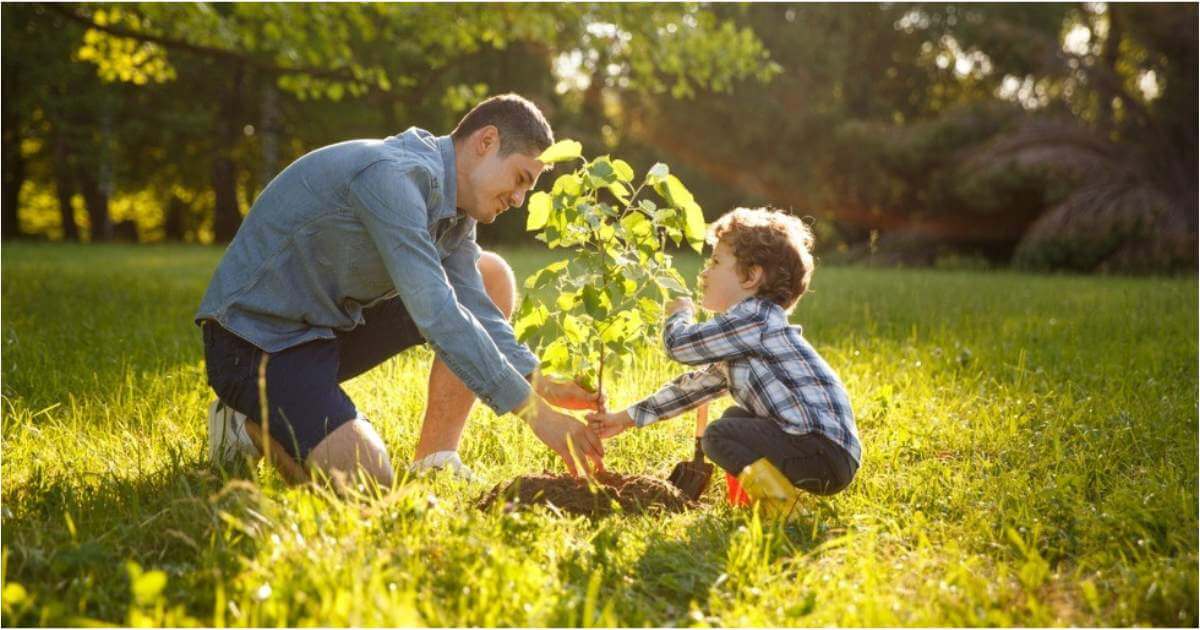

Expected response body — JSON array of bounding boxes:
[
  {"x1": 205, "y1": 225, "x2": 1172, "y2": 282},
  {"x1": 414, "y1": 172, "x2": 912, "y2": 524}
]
[{"x1": 477, "y1": 471, "x2": 695, "y2": 517}]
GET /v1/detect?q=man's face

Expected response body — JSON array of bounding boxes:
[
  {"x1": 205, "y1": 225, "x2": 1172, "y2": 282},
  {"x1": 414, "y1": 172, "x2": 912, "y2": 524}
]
[{"x1": 460, "y1": 131, "x2": 544, "y2": 224}]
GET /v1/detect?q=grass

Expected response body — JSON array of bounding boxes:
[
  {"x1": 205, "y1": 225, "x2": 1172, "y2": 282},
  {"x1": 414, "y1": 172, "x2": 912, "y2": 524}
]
[{"x1": 1, "y1": 241, "x2": 1196, "y2": 626}]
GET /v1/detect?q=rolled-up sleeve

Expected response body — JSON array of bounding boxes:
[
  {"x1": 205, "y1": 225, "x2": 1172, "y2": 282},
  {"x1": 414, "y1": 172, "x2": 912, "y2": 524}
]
[
  {"x1": 443, "y1": 236, "x2": 540, "y2": 378},
  {"x1": 348, "y1": 161, "x2": 532, "y2": 414},
  {"x1": 628, "y1": 363, "x2": 728, "y2": 428}
]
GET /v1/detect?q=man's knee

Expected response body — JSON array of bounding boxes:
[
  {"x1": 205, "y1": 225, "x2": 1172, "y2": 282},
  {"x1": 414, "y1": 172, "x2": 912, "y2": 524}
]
[
  {"x1": 478, "y1": 250, "x2": 516, "y2": 318},
  {"x1": 307, "y1": 418, "x2": 395, "y2": 490}
]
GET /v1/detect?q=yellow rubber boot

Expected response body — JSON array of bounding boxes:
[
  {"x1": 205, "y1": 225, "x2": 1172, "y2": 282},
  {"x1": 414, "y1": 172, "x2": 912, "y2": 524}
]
[{"x1": 737, "y1": 458, "x2": 800, "y2": 518}]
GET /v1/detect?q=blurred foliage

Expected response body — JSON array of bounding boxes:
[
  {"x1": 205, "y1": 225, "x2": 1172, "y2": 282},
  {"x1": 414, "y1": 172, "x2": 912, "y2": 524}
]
[
  {"x1": 2, "y1": 3, "x2": 1195, "y2": 272},
  {"x1": 620, "y1": 3, "x2": 1197, "y2": 272}
]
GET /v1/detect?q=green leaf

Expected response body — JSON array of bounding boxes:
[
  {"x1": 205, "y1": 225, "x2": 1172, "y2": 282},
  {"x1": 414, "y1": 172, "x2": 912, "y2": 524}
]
[
  {"x1": 620, "y1": 212, "x2": 652, "y2": 238},
  {"x1": 612, "y1": 159, "x2": 634, "y2": 182},
  {"x1": 606, "y1": 276, "x2": 627, "y2": 306},
  {"x1": 639, "y1": 297, "x2": 663, "y2": 321},
  {"x1": 552, "y1": 174, "x2": 583, "y2": 197},
  {"x1": 561, "y1": 314, "x2": 587, "y2": 344},
  {"x1": 596, "y1": 202, "x2": 619, "y2": 218},
  {"x1": 601, "y1": 315, "x2": 628, "y2": 344},
  {"x1": 607, "y1": 181, "x2": 630, "y2": 205},
  {"x1": 526, "y1": 192, "x2": 552, "y2": 231},
  {"x1": 514, "y1": 302, "x2": 550, "y2": 342},
  {"x1": 664, "y1": 175, "x2": 695, "y2": 208},
  {"x1": 665, "y1": 226, "x2": 683, "y2": 246},
  {"x1": 556, "y1": 291, "x2": 578, "y2": 310},
  {"x1": 683, "y1": 201, "x2": 706, "y2": 253},
  {"x1": 575, "y1": 370, "x2": 596, "y2": 393},
  {"x1": 623, "y1": 276, "x2": 638, "y2": 296},
  {"x1": 540, "y1": 338, "x2": 571, "y2": 372},
  {"x1": 538, "y1": 139, "x2": 583, "y2": 164},
  {"x1": 646, "y1": 162, "x2": 669, "y2": 185},
  {"x1": 652, "y1": 207, "x2": 676, "y2": 223},
  {"x1": 639, "y1": 199, "x2": 657, "y2": 213},
  {"x1": 523, "y1": 259, "x2": 569, "y2": 290},
  {"x1": 582, "y1": 285, "x2": 607, "y2": 318},
  {"x1": 587, "y1": 158, "x2": 616, "y2": 186},
  {"x1": 656, "y1": 270, "x2": 689, "y2": 295}
]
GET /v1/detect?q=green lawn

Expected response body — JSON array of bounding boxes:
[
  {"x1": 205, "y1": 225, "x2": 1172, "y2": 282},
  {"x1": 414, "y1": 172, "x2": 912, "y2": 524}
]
[{"x1": 1, "y1": 242, "x2": 1196, "y2": 626}]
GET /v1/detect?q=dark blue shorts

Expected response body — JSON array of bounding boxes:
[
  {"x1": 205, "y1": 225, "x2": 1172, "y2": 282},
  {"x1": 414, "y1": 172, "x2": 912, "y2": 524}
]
[{"x1": 201, "y1": 296, "x2": 425, "y2": 462}]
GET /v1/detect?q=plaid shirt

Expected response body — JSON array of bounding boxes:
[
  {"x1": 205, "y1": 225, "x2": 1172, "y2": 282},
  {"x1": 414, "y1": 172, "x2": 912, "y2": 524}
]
[{"x1": 629, "y1": 297, "x2": 862, "y2": 464}]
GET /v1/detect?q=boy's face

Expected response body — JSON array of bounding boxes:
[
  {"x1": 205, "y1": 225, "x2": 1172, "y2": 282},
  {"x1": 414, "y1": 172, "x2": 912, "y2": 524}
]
[{"x1": 699, "y1": 239, "x2": 759, "y2": 312}]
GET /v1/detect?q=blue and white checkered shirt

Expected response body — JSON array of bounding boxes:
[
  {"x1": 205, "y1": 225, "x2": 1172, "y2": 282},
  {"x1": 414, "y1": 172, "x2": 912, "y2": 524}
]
[{"x1": 629, "y1": 297, "x2": 862, "y2": 464}]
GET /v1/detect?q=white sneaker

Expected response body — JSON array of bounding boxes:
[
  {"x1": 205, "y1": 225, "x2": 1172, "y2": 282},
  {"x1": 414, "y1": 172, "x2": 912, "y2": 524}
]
[
  {"x1": 207, "y1": 399, "x2": 260, "y2": 463},
  {"x1": 409, "y1": 450, "x2": 479, "y2": 483}
]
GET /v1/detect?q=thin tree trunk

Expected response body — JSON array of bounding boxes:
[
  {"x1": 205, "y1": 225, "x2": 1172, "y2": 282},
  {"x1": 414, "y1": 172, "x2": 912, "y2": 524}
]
[
  {"x1": 76, "y1": 167, "x2": 112, "y2": 242},
  {"x1": 53, "y1": 131, "x2": 80, "y2": 241},
  {"x1": 163, "y1": 194, "x2": 187, "y2": 241},
  {"x1": 2, "y1": 64, "x2": 25, "y2": 240},
  {"x1": 259, "y1": 80, "x2": 281, "y2": 190},
  {"x1": 2, "y1": 133, "x2": 25, "y2": 240},
  {"x1": 1098, "y1": 6, "x2": 1121, "y2": 133},
  {"x1": 212, "y1": 64, "x2": 245, "y2": 242},
  {"x1": 76, "y1": 98, "x2": 115, "y2": 243}
]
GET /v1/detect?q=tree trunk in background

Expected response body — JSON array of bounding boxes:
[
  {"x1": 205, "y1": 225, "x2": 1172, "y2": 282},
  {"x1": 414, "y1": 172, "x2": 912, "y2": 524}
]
[
  {"x1": 2, "y1": 63, "x2": 25, "y2": 240},
  {"x1": 163, "y1": 194, "x2": 187, "y2": 241},
  {"x1": 2, "y1": 133, "x2": 25, "y2": 240},
  {"x1": 76, "y1": 100, "x2": 115, "y2": 243},
  {"x1": 212, "y1": 158, "x2": 239, "y2": 242},
  {"x1": 76, "y1": 167, "x2": 111, "y2": 242},
  {"x1": 53, "y1": 131, "x2": 80, "y2": 241},
  {"x1": 212, "y1": 64, "x2": 245, "y2": 242},
  {"x1": 1098, "y1": 7, "x2": 1122, "y2": 134},
  {"x1": 259, "y1": 80, "x2": 281, "y2": 191}
]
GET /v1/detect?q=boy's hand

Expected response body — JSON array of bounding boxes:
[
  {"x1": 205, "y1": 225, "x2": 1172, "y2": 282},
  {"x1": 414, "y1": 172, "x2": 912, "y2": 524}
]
[
  {"x1": 535, "y1": 372, "x2": 607, "y2": 411},
  {"x1": 586, "y1": 409, "x2": 635, "y2": 440},
  {"x1": 666, "y1": 297, "x2": 694, "y2": 317}
]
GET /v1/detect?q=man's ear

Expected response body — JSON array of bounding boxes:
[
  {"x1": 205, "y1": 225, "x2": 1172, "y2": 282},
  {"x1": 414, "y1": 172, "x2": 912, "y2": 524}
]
[
  {"x1": 474, "y1": 125, "x2": 499, "y2": 156},
  {"x1": 742, "y1": 265, "x2": 765, "y2": 291}
]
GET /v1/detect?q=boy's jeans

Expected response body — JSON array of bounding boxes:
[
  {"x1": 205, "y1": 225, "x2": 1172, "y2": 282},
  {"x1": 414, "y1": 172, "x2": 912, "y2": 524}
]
[{"x1": 701, "y1": 406, "x2": 858, "y2": 496}]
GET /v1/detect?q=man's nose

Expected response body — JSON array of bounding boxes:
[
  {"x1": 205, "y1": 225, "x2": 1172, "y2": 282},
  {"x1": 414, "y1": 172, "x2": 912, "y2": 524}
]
[{"x1": 512, "y1": 189, "x2": 526, "y2": 207}]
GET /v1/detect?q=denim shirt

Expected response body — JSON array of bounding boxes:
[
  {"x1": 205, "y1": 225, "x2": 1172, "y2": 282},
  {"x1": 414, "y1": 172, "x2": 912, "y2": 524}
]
[{"x1": 195, "y1": 127, "x2": 537, "y2": 414}]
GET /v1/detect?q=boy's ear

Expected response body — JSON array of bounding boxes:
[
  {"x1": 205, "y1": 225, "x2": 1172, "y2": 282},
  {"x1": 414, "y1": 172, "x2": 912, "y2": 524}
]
[{"x1": 742, "y1": 265, "x2": 765, "y2": 291}]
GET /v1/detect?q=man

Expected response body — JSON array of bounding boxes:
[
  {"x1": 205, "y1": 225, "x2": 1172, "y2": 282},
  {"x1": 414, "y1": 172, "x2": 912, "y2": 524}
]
[{"x1": 196, "y1": 94, "x2": 605, "y2": 488}]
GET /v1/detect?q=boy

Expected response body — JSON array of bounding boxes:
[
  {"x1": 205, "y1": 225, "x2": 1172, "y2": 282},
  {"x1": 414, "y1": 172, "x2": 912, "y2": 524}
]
[{"x1": 587, "y1": 207, "x2": 860, "y2": 510}]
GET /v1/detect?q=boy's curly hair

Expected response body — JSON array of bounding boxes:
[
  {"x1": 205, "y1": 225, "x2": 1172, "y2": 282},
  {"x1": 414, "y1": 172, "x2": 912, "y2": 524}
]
[{"x1": 706, "y1": 207, "x2": 815, "y2": 312}]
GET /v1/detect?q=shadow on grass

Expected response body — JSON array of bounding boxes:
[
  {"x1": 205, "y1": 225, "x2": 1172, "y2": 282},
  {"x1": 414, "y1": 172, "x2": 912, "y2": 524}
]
[
  {"x1": 618, "y1": 502, "x2": 839, "y2": 624},
  {"x1": 2, "y1": 458, "x2": 264, "y2": 625}
]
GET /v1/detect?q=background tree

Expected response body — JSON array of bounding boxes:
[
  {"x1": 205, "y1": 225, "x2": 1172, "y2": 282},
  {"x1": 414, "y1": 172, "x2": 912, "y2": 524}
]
[
  {"x1": 3, "y1": 3, "x2": 1194, "y2": 273},
  {"x1": 617, "y1": 3, "x2": 1196, "y2": 271}
]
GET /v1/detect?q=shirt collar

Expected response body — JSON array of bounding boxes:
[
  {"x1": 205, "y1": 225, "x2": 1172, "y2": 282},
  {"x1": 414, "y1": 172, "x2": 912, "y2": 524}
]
[
  {"x1": 433, "y1": 134, "x2": 459, "y2": 223},
  {"x1": 732, "y1": 295, "x2": 787, "y2": 321}
]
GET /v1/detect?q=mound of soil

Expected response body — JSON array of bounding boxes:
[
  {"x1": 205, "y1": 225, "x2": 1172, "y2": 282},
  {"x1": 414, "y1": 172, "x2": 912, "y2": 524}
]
[{"x1": 477, "y1": 471, "x2": 693, "y2": 517}]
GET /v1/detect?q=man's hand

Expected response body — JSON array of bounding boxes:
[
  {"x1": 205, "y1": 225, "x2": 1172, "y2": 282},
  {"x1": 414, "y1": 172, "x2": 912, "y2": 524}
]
[
  {"x1": 518, "y1": 395, "x2": 605, "y2": 477},
  {"x1": 666, "y1": 297, "x2": 694, "y2": 317},
  {"x1": 534, "y1": 372, "x2": 607, "y2": 411},
  {"x1": 586, "y1": 409, "x2": 635, "y2": 440}
]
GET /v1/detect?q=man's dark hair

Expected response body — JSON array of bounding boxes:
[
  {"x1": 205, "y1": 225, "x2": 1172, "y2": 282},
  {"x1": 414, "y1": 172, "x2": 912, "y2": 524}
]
[{"x1": 450, "y1": 93, "x2": 554, "y2": 157}]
